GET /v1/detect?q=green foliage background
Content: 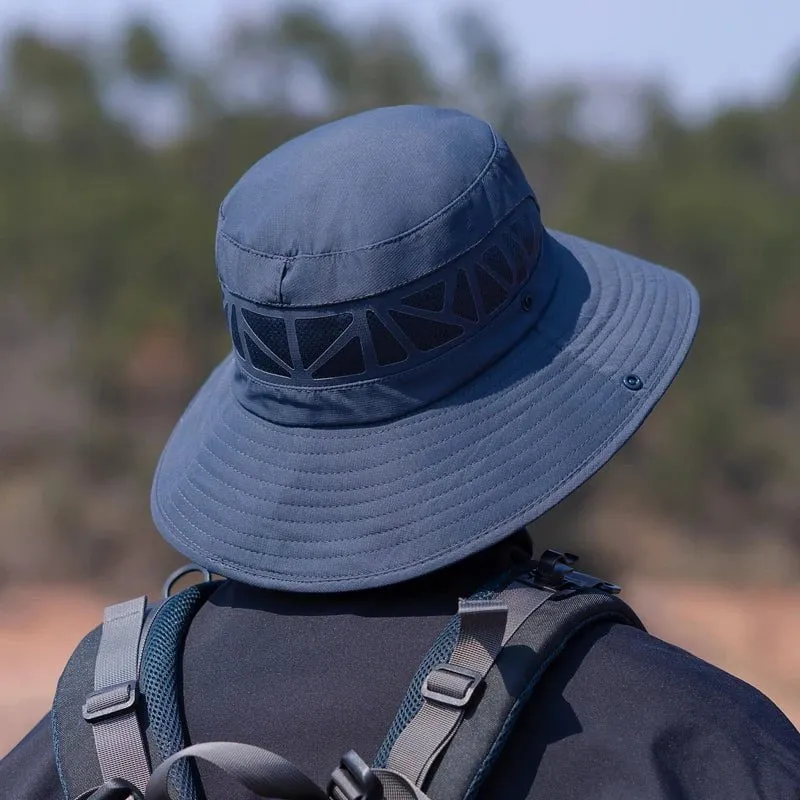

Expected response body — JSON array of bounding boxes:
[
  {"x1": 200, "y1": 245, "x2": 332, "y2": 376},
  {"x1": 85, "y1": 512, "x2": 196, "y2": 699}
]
[{"x1": 1, "y1": 7, "x2": 798, "y2": 592}]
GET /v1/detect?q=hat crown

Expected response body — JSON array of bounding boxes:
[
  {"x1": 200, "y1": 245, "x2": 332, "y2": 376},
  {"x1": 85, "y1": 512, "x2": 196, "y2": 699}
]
[
  {"x1": 215, "y1": 105, "x2": 536, "y2": 308},
  {"x1": 215, "y1": 105, "x2": 548, "y2": 427},
  {"x1": 220, "y1": 106, "x2": 494, "y2": 265}
]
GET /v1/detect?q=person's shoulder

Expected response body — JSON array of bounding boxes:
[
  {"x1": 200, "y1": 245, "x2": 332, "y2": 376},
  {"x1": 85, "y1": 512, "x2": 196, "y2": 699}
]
[
  {"x1": 0, "y1": 714, "x2": 63, "y2": 800},
  {"x1": 500, "y1": 619, "x2": 800, "y2": 799},
  {"x1": 574, "y1": 619, "x2": 800, "y2": 786},
  {"x1": 596, "y1": 622, "x2": 794, "y2": 727}
]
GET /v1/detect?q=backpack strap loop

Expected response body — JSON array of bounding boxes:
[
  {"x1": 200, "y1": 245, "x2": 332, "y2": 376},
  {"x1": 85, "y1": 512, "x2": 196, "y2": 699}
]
[
  {"x1": 143, "y1": 741, "x2": 329, "y2": 800},
  {"x1": 162, "y1": 564, "x2": 213, "y2": 599},
  {"x1": 84, "y1": 596, "x2": 151, "y2": 795}
]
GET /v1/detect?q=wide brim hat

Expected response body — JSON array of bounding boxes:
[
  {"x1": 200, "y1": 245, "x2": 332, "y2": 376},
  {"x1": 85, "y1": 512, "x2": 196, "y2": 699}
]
[{"x1": 152, "y1": 105, "x2": 699, "y2": 592}]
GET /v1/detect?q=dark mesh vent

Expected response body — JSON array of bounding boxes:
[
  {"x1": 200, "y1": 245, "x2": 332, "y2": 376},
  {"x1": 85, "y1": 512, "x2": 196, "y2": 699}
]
[
  {"x1": 241, "y1": 309, "x2": 291, "y2": 365},
  {"x1": 374, "y1": 614, "x2": 461, "y2": 768},
  {"x1": 512, "y1": 219, "x2": 539, "y2": 255},
  {"x1": 482, "y1": 246, "x2": 513, "y2": 284},
  {"x1": 503, "y1": 234, "x2": 527, "y2": 284},
  {"x1": 475, "y1": 266, "x2": 509, "y2": 313},
  {"x1": 367, "y1": 310, "x2": 408, "y2": 366},
  {"x1": 229, "y1": 305, "x2": 245, "y2": 359},
  {"x1": 452, "y1": 269, "x2": 478, "y2": 322},
  {"x1": 389, "y1": 310, "x2": 463, "y2": 351},
  {"x1": 312, "y1": 337, "x2": 365, "y2": 379},
  {"x1": 225, "y1": 221, "x2": 534, "y2": 385},
  {"x1": 401, "y1": 281, "x2": 446, "y2": 312},
  {"x1": 296, "y1": 313, "x2": 353, "y2": 368},
  {"x1": 244, "y1": 332, "x2": 291, "y2": 377}
]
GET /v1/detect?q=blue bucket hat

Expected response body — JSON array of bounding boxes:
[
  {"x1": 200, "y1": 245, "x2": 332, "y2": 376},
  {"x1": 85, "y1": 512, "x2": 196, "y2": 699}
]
[{"x1": 151, "y1": 105, "x2": 699, "y2": 592}]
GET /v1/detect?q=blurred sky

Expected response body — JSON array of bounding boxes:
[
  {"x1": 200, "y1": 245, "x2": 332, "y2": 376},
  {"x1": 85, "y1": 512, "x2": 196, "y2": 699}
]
[{"x1": 1, "y1": 0, "x2": 799, "y2": 116}]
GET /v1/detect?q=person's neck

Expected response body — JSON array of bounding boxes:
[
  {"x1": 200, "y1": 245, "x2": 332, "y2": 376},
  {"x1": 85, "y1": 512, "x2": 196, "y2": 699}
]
[{"x1": 216, "y1": 531, "x2": 534, "y2": 618}]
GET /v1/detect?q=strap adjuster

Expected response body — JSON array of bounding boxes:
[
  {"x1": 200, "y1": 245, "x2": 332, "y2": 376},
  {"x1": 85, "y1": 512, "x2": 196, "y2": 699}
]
[
  {"x1": 82, "y1": 681, "x2": 138, "y2": 723},
  {"x1": 421, "y1": 663, "x2": 483, "y2": 709},
  {"x1": 531, "y1": 549, "x2": 621, "y2": 594},
  {"x1": 328, "y1": 750, "x2": 383, "y2": 800}
]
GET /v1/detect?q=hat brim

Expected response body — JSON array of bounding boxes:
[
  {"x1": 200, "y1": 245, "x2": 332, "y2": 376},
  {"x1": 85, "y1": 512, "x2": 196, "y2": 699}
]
[{"x1": 151, "y1": 231, "x2": 699, "y2": 592}]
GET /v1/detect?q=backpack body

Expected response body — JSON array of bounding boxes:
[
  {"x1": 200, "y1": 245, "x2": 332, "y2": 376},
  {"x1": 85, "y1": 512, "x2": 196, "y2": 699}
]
[{"x1": 52, "y1": 551, "x2": 644, "y2": 800}]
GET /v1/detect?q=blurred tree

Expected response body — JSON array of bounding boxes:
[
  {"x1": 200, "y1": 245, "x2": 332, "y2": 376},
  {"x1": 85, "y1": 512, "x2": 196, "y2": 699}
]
[
  {"x1": 448, "y1": 10, "x2": 520, "y2": 134},
  {"x1": 123, "y1": 21, "x2": 172, "y2": 82},
  {"x1": 0, "y1": 7, "x2": 798, "y2": 591}
]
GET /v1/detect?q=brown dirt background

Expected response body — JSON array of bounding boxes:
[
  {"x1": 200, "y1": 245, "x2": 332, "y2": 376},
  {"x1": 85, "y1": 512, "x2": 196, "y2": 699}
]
[{"x1": 1, "y1": 578, "x2": 798, "y2": 759}]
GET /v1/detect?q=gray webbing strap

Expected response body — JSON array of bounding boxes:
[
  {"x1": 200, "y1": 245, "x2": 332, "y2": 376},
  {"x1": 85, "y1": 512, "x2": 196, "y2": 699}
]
[
  {"x1": 143, "y1": 742, "x2": 434, "y2": 800},
  {"x1": 385, "y1": 582, "x2": 551, "y2": 787},
  {"x1": 144, "y1": 742, "x2": 328, "y2": 800},
  {"x1": 83, "y1": 596, "x2": 151, "y2": 794},
  {"x1": 374, "y1": 769, "x2": 434, "y2": 800}
]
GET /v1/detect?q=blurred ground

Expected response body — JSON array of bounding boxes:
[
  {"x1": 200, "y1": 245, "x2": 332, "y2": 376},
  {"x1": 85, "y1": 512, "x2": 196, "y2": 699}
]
[{"x1": 1, "y1": 578, "x2": 798, "y2": 760}]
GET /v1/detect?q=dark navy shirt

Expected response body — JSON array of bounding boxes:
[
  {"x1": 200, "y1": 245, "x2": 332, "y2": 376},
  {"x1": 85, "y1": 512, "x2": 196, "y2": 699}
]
[{"x1": 2, "y1": 544, "x2": 799, "y2": 799}]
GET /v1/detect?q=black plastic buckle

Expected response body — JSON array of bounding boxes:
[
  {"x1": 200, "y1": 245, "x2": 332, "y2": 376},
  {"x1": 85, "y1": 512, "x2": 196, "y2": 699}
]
[
  {"x1": 531, "y1": 549, "x2": 621, "y2": 594},
  {"x1": 328, "y1": 750, "x2": 383, "y2": 800},
  {"x1": 77, "y1": 778, "x2": 145, "y2": 800},
  {"x1": 82, "y1": 681, "x2": 138, "y2": 723},
  {"x1": 421, "y1": 663, "x2": 483, "y2": 709}
]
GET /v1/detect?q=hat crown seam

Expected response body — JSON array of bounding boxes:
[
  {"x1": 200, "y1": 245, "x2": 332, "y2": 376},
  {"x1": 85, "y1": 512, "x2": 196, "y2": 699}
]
[
  {"x1": 218, "y1": 195, "x2": 537, "y2": 309},
  {"x1": 216, "y1": 124, "x2": 501, "y2": 261}
]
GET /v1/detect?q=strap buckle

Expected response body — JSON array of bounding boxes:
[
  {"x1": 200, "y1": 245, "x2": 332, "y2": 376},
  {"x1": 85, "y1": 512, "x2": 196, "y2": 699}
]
[
  {"x1": 328, "y1": 750, "x2": 384, "y2": 800},
  {"x1": 421, "y1": 663, "x2": 483, "y2": 709},
  {"x1": 79, "y1": 778, "x2": 145, "y2": 800},
  {"x1": 82, "y1": 681, "x2": 138, "y2": 723},
  {"x1": 531, "y1": 549, "x2": 621, "y2": 594}
]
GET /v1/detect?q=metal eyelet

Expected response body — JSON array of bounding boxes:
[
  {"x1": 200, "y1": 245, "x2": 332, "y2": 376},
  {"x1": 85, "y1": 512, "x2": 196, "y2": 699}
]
[{"x1": 622, "y1": 374, "x2": 643, "y2": 391}]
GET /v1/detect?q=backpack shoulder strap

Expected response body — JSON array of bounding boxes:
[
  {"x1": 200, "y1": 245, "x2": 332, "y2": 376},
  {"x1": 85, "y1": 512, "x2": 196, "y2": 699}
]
[
  {"x1": 52, "y1": 572, "x2": 219, "y2": 800},
  {"x1": 53, "y1": 598, "x2": 153, "y2": 799},
  {"x1": 84, "y1": 595, "x2": 152, "y2": 792},
  {"x1": 143, "y1": 551, "x2": 640, "y2": 800},
  {"x1": 376, "y1": 550, "x2": 645, "y2": 800}
]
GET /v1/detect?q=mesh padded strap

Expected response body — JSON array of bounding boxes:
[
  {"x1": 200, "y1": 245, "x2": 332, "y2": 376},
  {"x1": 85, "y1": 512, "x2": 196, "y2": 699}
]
[
  {"x1": 386, "y1": 585, "x2": 550, "y2": 787},
  {"x1": 426, "y1": 588, "x2": 645, "y2": 800},
  {"x1": 86, "y1": 597, "x2": 151, "y2": 794}
]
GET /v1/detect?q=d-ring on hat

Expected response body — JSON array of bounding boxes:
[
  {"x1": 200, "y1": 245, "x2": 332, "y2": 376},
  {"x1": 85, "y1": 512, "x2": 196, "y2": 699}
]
[{"x1": 152, "y1": 105, "x2": 699, "y2": 592}]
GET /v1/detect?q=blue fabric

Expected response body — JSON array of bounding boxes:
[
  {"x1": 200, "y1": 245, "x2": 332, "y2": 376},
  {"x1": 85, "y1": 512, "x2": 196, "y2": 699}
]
[
  {"x1": 216, "y1": 106, "x2": 532, "y2": 306},
  {"x1": 226, "y1": 198, "x2": 553, "y2": 426},
  {"x1": 151, "y1": 104, "x2": 700, "y2": 592}
]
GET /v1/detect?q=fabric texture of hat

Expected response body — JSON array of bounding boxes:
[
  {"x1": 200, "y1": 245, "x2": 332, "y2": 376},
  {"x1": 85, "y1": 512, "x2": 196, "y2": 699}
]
[{"x1": 151, "y1": 105, "x2": 700, "y2": 592}]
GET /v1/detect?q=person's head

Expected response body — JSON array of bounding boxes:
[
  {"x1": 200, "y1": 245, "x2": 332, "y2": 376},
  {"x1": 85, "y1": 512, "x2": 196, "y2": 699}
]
[{"x1": 151, "y1": 105, "x2": 698, "y2": 592}]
